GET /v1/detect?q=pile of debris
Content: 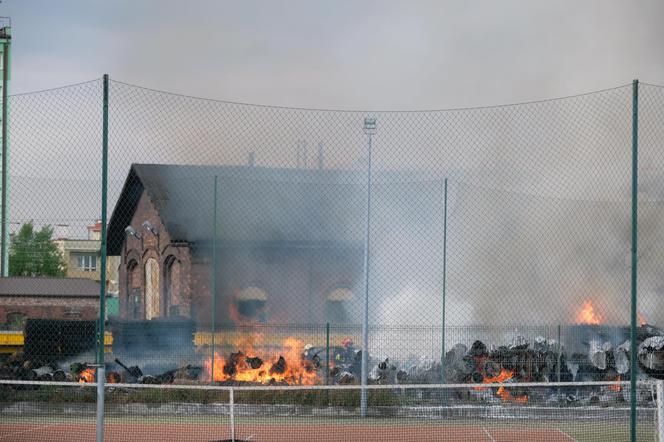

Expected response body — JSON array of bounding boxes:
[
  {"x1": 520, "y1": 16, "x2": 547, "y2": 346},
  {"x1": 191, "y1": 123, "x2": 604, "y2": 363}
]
[
  {"x1": 0, "y1": 354, "x2": 69, "y2": 382},
  {"x1": 110, "y1": 358, "x2": 202, "y2": 384}
]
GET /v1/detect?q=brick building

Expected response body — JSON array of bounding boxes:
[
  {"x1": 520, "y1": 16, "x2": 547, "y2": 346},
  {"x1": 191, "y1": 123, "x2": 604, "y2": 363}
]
[
  {"x1": 0, "y1": 277, "x2": 100, "y2": 329},
  {"x1": 107, "y1": 164, "x2": 368, "y2": 327}
]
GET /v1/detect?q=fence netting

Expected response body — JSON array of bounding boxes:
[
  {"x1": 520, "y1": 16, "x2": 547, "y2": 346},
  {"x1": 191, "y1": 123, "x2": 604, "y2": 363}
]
[
  {"x1": 0, "y1": 380, "x2": 660, "y2": 441},
  {"x1": 1, "y1": 79, "x2": 664, "y2": 440}
]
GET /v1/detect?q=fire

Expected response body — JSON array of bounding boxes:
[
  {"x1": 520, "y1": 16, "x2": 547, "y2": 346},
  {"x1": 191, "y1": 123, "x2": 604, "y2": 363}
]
[
  {"x1": 638, "y1": 312, "x2": 648, "y2": 326},
  {"x1": 475, "y1": 368, "x2": 528, "y2": 403},
  {"x1": 483, "y1": 368, "x2": 514, "y2": 384},
  {"x1": 78, "y1": 368, "x2": 95, "y2": 383},
  {"x1": 106, "y1": 371, "x2": 121, "y2": 384},
  {"x1": 608, "y1": 375, "x2": 621, "y2": 392},
  {"x1": 496, "y1": 385, "x2": 528, "y2": 403},
  {"x1": 203, "y1": 337, "x2": 318, "y2": 385},
  {"x1": 577, "y1": 300, "x2": 602, "y2": 325}
]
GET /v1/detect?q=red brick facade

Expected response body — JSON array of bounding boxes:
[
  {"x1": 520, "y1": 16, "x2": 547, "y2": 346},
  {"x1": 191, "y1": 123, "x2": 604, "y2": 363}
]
[
  {"x1": 120, "y1": 192, "x2": 192, "y2": 320},
  {"x1": 0, "y1": 297, "x2": 98, "y2": 324}
]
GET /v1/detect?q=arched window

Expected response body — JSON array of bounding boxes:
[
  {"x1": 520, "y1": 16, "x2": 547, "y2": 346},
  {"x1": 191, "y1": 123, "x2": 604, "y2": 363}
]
[
  {"x1": 236, "y1": 286, "x2": 267, "y2": 323},
  {"x1": 326, "y1": 288, "x2": 353, "y2": 324},
  {"x1": 145, "y1": 258, "x2": 160, "y2": 320},
  {"x1": 127, "y1": 260, "x2": 141, "y2": 319},
  {"x1": 164, "y1": 256, "x2": 181, "y2": 316}
]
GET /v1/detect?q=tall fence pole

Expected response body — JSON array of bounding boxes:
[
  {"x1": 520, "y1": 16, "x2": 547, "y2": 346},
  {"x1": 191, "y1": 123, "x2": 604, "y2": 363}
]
[
  {"x1": 441, "y1": 178, "x2": 448, "y2": 383},
  {"x1": 629, "y1": 78, "x2": 639, "y2": 442},
  {"x1": 211, "y1": 175, "x2": 218, "y2": 384},
  {"x1": 96, "y1": 73, "x2": 109, "y2": 442},
  {"x1": 360, "y1": 117, "x2": 376, "y2": 417}
]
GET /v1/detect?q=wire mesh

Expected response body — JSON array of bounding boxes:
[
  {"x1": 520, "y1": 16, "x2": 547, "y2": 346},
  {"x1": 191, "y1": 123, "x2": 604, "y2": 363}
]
[{"x1": 1, "y1": 79, "x2": 664, "y2": 440}]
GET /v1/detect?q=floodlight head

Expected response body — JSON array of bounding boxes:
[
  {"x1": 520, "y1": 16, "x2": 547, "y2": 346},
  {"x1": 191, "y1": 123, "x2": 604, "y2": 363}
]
[
  {"x1": 363, "y1": 117, "x2": 376, "y2": 134},
  {"x1": 142, "y1": 220, "x2": 159, "y2": 237},
  {"x1": 124, "y1": 226, "x2": 142, "y2": 239}
]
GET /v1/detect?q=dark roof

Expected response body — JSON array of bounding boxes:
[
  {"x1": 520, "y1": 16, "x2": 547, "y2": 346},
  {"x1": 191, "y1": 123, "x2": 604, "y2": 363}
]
[
  {"x1": 107, "y1": 164, "x2": 443, "y2": 255},
  {"x1": 0, "y1": 277, "x2": 100, "y2": 297}
]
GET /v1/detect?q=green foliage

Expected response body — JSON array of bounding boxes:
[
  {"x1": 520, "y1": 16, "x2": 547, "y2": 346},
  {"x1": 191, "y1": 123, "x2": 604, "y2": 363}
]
[{"x1": 8, "y1": 222, "x2": 67, "y2": 277}]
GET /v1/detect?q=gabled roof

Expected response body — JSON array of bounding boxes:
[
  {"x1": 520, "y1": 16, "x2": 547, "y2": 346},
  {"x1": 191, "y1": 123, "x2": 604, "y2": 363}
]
[
  {"x1": 0, "y1": 277, "x2": 100, "y2": 297},
  {"x1": 107, "y1": 164, "x2": 444, "y2": 256},
  {"x1": 107, "y1": 164, "x2": 369, "y2": 255}
]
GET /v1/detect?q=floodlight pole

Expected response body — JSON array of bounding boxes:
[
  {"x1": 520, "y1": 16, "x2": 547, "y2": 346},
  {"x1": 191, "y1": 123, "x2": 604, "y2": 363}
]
[
  {"x1": 0, "y1": 22, "x2": 11, "y2": 277},
  {"x1": 360, "y1": 117, "x2": 375, "y2": 418}
]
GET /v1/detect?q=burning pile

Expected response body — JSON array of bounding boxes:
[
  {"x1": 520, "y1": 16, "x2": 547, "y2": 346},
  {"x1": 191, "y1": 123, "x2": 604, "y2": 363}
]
[{"x1": 204, "y1": 337, "x2": 318, "y2": 385}]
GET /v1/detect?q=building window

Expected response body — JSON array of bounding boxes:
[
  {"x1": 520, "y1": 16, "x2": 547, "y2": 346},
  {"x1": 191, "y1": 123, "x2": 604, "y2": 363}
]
[
  {"x1": 164, "y1": 256, "x2": 181, "y2": 316},
  {"x1": 73, "y1": 253, "x2": 97, "y2": 272},
  {"x1": 145, "y1": 258, "x2": 160, "y2": 320},
  {"x1": 64, "y1": 309, "x2": 82, "y2": 319},
  {"x1": 127, "y1": 260, "x2": 141, "y2": 319},
  {"x1": 326, "y1": 288, "x2": 353, "y2": 324}
]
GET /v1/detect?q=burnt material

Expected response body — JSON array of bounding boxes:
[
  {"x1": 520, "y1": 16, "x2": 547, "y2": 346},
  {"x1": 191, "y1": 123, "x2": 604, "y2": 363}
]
[
  {"x1": 223, "y1": 352, "x2": 244, "y2": 377},
  {"x1": 269, "y1": 356, "x2": 287, "y2": 375},
  {"x1": 246, "y1": 356, "x2": 263, "y2": 370},
  {"x1": 114, "y1": 358, "x2": 143, "y2": 380}
]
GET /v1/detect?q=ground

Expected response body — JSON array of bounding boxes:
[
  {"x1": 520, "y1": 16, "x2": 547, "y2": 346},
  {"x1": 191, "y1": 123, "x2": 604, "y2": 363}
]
[{"x1": 0, "y1": 416, "x2": 656, "y2": 442}]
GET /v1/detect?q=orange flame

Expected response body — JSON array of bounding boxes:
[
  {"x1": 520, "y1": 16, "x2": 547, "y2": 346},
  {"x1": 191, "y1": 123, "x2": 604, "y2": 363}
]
[
  {"x1": 106, "y1": 372, "x2": 121, "y2": 384},
  {"x1": 78, "y1": 368, "x2": 95, "y2": 383},
  {"x1": 637, "y1": 312, "x2": 648, "y2": 327},
  {"x1": 483, "y1": 368, "x2": 514, "y2": 384},
  {"x1": 475, "y1": 368, "x2": 528, "y2": 403},
  {"x1": 577, "y1": 301, "x2": 602, "y2": 325},
  {"x1": 608, "y1": 375, "x2": 621, "y2": 392},
  {"x1": 203, "y1": 337, "x2": 318, "y2": 385},
  {"x1": 496, "y1": 385, "x2": 528, "y2": 403}
]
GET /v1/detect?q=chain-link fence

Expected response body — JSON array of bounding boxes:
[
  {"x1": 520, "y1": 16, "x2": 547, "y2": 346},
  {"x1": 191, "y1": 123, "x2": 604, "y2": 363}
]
[{"x1": 1, "y1": 78, "x2": 664, "y2": 440}]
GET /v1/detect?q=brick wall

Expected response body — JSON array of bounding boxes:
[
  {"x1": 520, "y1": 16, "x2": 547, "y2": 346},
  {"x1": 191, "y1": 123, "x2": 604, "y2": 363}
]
[
  {"x1": 119, "y1": 191, "x2": 191, "y2": 320},
  {"x1": 0, "y1": 296, "x2": 99, "y2": 323}
]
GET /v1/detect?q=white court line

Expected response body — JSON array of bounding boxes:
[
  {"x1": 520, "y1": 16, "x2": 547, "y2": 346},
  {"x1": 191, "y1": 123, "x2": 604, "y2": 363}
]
[
  {"x1": 556, "y1": 428, "x2": 579, "y2": 442},
  {"x1": 0, "y1": 423, "x2": 61, "y2": 441},
  {"x1": 482, "y1": 426, "x2": 497, "y2": 442}
]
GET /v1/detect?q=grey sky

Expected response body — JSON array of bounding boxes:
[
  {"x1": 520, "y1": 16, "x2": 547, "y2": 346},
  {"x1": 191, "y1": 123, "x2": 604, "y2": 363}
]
[
  {"x1": 3, "y1": 1, "x2": 664, "y2": 329},
  {"x1": 3, "y1": 0, "x2": 663, "y2": 108}
]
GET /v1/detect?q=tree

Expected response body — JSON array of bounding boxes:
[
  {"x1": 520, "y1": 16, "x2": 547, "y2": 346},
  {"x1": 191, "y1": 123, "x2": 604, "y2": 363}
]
[{"x1": 9, "y1": 222, "x2": 66, "y2": 277}]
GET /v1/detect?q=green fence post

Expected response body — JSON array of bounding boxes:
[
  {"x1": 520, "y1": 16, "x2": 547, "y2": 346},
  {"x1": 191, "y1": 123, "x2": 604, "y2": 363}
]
[
  {"x1": 629, "y1": 78, "x2": 639, "y2": 442},
  {"x1": 211, "y1": 175, "x2": 218, "y2": 384},
  {"x1": 441, "y1": 178, "x2": 448, "y2": 383},
  {"x1": 97, "y1": 74, "x2": 109, "y2": 366},
  {"x1": 96, "y1": 73, "x2": 109, "y2": 442},
  {"x1": 556, "y1": 324, "x2": 561, "y2": 383},
  {"x1": 326, "y1": 322, "x2": 330, "y2": 385}
]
